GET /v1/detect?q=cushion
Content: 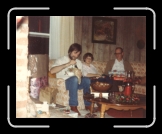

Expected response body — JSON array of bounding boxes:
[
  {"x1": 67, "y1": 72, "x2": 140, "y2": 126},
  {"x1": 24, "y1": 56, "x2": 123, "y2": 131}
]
[
  {"x1": 48, "y1": 71, "x2": 56, "y2": 78},
  {"x1": 130, "y1": 62, "x2": 146, "y2": 77},
  {"x1": 49, "y1": 59, "x2": 56, "y2": 71},
  {"x1": 140, "y1": 76, "x2": 146, "y2": 85}
]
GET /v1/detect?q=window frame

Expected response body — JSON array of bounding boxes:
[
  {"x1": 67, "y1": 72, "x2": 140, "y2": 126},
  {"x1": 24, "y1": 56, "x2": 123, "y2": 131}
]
[{"x1": 28, "y1": 16, "x2": 50, "y2": 55}]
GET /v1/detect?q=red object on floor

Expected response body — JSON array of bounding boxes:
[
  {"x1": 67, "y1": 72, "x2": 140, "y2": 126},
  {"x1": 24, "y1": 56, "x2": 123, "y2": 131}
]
[{"x1": 106, "y1": 108, "x2": 146, "y2": 118}]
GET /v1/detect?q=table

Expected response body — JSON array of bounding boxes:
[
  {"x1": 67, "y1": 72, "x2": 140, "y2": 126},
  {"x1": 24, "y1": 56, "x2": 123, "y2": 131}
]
[{"x1": 84, "y1": 97, "x2": 146, "y2": 118}]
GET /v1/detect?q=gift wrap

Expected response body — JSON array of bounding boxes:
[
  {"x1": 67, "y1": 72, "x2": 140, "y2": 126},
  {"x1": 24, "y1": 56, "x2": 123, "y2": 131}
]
[
  {"x1": 30, "y1": 76, "x2": 48, "y2": 98},
  {"x1": 39, "y1": 86, "x2": 58, "y2": 104}
]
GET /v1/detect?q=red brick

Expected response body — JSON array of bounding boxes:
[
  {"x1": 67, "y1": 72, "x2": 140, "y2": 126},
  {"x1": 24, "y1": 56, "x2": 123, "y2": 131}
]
[
  {"x1": 16, "y1": 48, "x2": 23, "y2": 56},
  {"x1": 16, "y1": 38, "x2": 28, "y2": 45},
  {"x1": 19, "y1": 27, "x2": 28, "y2": 34},
  {"x1": 23, "y1": 16, "x2": 28, "y2": 24},
  {"x1": 16, "y1": 47, "x2": 28, "y2": 57},
  {"x1": 16, "y1": 59, "x2": 28, "y2": 66},
  {"x1": 16, "y1": 80, "x2": 28, "y2": 87},
  {"x1": 16, "y1": 87, "x2": 29, "y2": 101},
  {"x1": 16, "y1": 107, "x2": 27, "y2": 118},
  {"x1": 16, "y1": 100, "x2": 27, "y2": 108}
]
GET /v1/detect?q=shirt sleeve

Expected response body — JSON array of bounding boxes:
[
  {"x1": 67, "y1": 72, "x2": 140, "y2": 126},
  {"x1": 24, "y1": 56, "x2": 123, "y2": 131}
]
[
  {"x1": 50, "y1": 58, "x2": 61, "y2": 69},
  {"x1": 92, "y1": 64, "x2": 98, "y2": 73},
  {"x1": 76, "y1": 60, "x2": 83, "y2": 72}
]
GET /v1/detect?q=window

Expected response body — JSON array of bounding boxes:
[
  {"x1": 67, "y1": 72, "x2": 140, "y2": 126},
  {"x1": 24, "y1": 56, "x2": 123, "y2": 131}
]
[
  {"x1": 28, "y1": 16, "x2": 67, "y2": 59},
  {"x1": 28, "y1": 16, "x2": 50, "y2": 54}
]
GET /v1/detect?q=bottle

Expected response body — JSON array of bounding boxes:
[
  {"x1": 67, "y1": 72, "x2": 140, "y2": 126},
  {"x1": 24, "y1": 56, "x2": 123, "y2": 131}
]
[{"x1": 126, "y1": 71, "x2": 132, "y2": 82}]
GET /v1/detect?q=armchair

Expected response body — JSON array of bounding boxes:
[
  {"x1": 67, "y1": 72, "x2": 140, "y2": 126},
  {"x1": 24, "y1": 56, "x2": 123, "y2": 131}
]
[{"x1": 91, "y1": 61, "x2": 146, "y2": 95}]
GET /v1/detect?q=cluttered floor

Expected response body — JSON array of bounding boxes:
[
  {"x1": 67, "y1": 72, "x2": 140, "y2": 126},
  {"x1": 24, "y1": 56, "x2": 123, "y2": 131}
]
[{"x1": 30, "y1": 97, "x2": 114, "y2": 118}]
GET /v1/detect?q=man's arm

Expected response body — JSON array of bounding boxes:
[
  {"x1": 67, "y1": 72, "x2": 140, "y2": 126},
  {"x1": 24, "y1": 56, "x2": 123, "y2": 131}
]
[
  {"x1": 50, "y1": 62, "x2": 70, "y2": 74},
  {"x1": 124, "y1": 61, "x2": 133, "y2": 71},
  {"x1": 50, "y1": 60, "x2": 76, "y2": 74},
  {"x1": 85, "y1": 73, "x2": 102, "y2": 78},
  {"x1": 103, "y1": 60, "x2": 114, "y2": 74}
]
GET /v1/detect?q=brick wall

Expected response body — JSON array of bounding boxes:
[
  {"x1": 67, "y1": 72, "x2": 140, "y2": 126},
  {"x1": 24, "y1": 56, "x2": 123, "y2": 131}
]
[{"x1": 16, "y1": 16, "x2": 29, "y2": 118}]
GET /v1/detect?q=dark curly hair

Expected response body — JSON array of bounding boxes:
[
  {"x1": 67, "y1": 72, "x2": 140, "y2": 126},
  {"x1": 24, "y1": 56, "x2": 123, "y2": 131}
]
[
  {"x1": 83, "y1": 52, "x2": 94, "y2": 62},
  {"x1": 68, "y1": 43, "x2": 82, "y2": 55}
]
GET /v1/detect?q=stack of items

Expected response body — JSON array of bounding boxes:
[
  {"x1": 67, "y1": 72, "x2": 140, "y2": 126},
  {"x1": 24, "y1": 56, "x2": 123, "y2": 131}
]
[
  {"x1": 109, "y1": 71, "x2": 126, "y2": 81},
  {"x1": 28, "y1": 54, "x2": 49, "y2": 99},
  {"x1": 30, "y1": 77, "x2": 48, "y2": 99}
]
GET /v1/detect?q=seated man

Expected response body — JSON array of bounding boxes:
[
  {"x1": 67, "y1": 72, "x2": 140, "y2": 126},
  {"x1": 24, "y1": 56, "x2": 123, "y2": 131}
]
[
  {"x1": 50, "y1": 43, "x2": 91, "y2": 115},
  {"x1": 103, "y1": 47, "x2": 133, "y2": 92}
]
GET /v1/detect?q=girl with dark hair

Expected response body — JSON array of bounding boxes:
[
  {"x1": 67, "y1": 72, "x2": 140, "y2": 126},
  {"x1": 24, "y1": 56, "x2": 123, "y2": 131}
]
[
  {"x1": 82, "y1": 52, "x2": 112, "y2": 84},
  {"x1": 82, "y1": 52, "x2": 101, "y2": 78}
]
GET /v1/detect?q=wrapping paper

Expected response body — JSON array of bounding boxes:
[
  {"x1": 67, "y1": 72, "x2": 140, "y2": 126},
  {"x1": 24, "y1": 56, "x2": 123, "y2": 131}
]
[{"x1": 30, "y1": 76, "x2": 48, "y2": 98}]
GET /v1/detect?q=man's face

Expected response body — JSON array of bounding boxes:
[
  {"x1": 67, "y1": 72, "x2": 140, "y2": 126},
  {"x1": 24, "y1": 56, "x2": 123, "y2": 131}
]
[
  {"x1": 115, "y1": 49, "x2": 123, "y2": 61},
  {"x1": 69, "y1": 50, "x2": 81, "y2": 60}
]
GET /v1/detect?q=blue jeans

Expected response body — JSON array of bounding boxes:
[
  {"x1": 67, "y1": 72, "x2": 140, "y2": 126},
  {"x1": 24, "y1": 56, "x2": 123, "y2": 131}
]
[{"x1": 65, "y1": 76, "x2": 91, "y2": 106}]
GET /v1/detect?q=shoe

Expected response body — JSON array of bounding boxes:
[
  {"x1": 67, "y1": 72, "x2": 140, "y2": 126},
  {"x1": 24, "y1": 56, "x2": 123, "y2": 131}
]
[{"x1": 70, "y1": 106, "x2": 81, "y2": 116}]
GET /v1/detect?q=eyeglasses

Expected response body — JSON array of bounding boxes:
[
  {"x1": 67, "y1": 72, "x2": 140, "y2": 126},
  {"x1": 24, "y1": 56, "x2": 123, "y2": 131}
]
[
  {"x1": 86, "y1": 57, "x2": 92, "y2": 60},
  {"x1": 114, "y1": 53, "x2": 122, "y2": 55}
]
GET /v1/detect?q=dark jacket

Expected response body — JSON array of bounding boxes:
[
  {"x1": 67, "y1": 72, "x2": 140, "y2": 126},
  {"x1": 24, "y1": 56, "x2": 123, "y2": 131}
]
[{"x1": 104, "y1": 59, "x2": 133, "y2": 74}]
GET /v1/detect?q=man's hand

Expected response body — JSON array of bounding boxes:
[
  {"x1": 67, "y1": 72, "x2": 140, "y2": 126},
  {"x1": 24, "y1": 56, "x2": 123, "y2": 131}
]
[{"x1": 68, "y1": 60, "x2": 76, "y2": 65}]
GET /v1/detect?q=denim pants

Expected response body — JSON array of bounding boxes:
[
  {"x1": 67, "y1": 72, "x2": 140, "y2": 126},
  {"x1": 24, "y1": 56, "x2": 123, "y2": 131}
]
[{"x1": 65, "y1": 76, "x2": 91, "y2": 106}]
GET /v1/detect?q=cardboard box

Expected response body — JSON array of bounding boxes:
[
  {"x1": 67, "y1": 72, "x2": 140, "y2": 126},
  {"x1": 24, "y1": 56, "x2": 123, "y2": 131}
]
[
  {"x1": 39, "y1": 86, "x2": 57, "y2": 104},
  {"x1": 28, "y1": 54, "x2": 49, "y2": 78}
]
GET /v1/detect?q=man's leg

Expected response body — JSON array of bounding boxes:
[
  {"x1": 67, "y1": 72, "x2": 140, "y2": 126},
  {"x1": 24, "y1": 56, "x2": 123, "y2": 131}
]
[
  {"x1": 78, "y1": 77, "x2": 91, "y2": 106},
  {"x1": 65, "y1": 76, "x2": 81, "y2": 115},
  {"x1": 110, "y1": 80, "x2": 123, "y2": 92},
  {"x1": 65, "y1": 76, "x2": 79, "y2": 106}
]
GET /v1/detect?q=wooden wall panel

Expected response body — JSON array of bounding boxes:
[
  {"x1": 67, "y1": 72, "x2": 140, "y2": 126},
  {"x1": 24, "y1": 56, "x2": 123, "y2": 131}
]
[
  {"x1": 74, "y1": 16, "x2": 83, "y2": 60},
  {"x1": 74, "y1": 16, "x2": 82, "y2": 44},
  {"x1": 74, "y1": 16, "x2": 146, "y2": 63}
]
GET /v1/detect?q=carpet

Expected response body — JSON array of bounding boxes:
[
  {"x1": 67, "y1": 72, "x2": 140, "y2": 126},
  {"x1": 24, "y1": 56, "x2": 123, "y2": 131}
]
[
  {"x1": 31, "y1": 97, "x2": 114, "y2": 118},
  {"x1": 54, "y1": 105, "x2": 114, "y2": 118}
]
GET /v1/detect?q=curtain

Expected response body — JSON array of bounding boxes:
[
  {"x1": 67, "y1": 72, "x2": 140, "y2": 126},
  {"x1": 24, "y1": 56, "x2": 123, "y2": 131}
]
[
  {"x1": 49, "y1": 16, "x2": 60, "y2": 59},
  {"x1": 49, "y1": 16, "x2": 74, "y2": 59},
  {"x1": 60, "y1": 16, "x2": 74, "y2": 57}
]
